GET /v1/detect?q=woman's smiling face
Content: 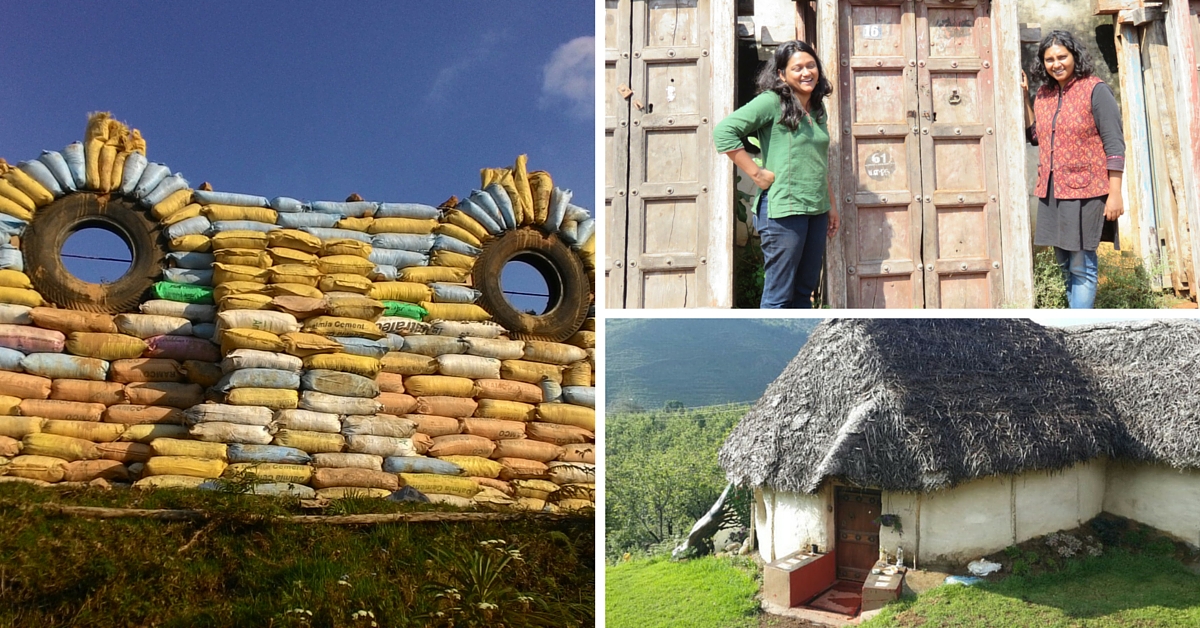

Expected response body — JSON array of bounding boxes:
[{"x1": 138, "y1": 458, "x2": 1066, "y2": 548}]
[
  {"x1": 779, "y1": 51, "x2": 819, "y2": 99},
  {"x1": 1043, "y1": 43, "x2": 1075, "y2": 86}
]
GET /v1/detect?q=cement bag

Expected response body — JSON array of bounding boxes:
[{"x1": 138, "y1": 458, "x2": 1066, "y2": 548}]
[
  {"x1": 376, "y1": 317, "x2": 431, "y2": 336},
  {"x1": 31, "y1": 308, "x2": 117, "y2": 334},
  {"x1": 0, "y1": 304, "x2": 31, "y2": 325},
  {"x1": 214, "y1": 248, "x2": 272, "y2": 268},
  {"x1": 443, "y1": 210, "x2": 491, "y2": 243},
  {"x1": 383, "y1": 456, "x2": 462, "y2": 475},
  {"x1": 222, "y1": 349, "x2": 303, "y2": 373},
  {"x1": 523, "y1": 341, "x2": 587, "y2": 365},
  {"x1": 332, "y1": 337, "x2": 389, "y2": 359},
  {"x1": 220, "y1": 329, "x2": 285, "y2": 354},
  {"x1": 548, "y1": 462, "x2": 595, "y2": 485},
  {"x1": 192, "y1": 190, "x2": 270, "y2": 207},
  {"x1": 302, "y1": 228, "x2": 372, "y2": 245},
  {"x1": 498, "y1": 458, "x2": 550, "y2": 481},
  {"x1": 316, "y1": 487, "x2": 392, "y2": 499},
  {"x1": 302, "y1": 353, "x2": 381, "y2": 378},
  {"x1": 376, "y1": 392, "x2": 418, "y2": 415},
  {"x1": 96, "y1": 441, "x2": 153, "y2": 463},
  {"x1": 38, "y1": 150, "x2": 76, "y2": 192},
  {"x1": 7, "y1": 455, "x2": 67, "y2": 482},
  {"x1": 421, "y1": 302, "x2": 491, "y2": 323},
  {"x1": 115, "y1": 314, "x2": 193, "y2": 339},
  {"x1": 217, "y1": 310, "x2": 300, "y2": 335},
  {"x1": 476, "y1": 477, "x2": 516, "y2": 496},
  {"x1": 540, "y1": 379, "x2": 562, "y2": 403},
  {"x1": 436, "y1": 355, "x2": 500, "y2": 380},
  {"x1": 302, "y1": 316, "x2": 383, "y2": 340},
  {"x1": 367, "y1": 217, "x2": 438, "y2": 235},
  {"x1": 281, "y1": 332, "x2": 343, "y2": 357},
  {"x1": 43, "y1": 420, "x2": 125, "y2": 443},
  {"x1": 428, "y1": 434, "x2": 495, "y2": 458},
  {"x1": 134, "y1": 474, "x2": 207, "y2": 490},
  {"x1": 242, "y1": 482, "x2": 316, "y2": 499},
  {"x1": 379, "y1": 352, "x2": 437, "y2": 376},
  {"x1": 563, "y1": 361, "x2": 592, "y2": 387},
  {"x1": 406, "y1": 414, "x2": 461, "y2": 437},
  {"x1": 0, "y1": 434, "x2": 20, "y2": 457},
  {"x1": 124, "y1": 382, "x2": 204, "y2": 408},
  {"x1": 404, "y1": 375, "x2": 475, "y2": 398},
  {"x1": 274, "y1": 409, "x2": 342, "y2": 433},
  {"x1": 204, "y1": 204, "x2": 277, "y2": 223},
  {"x1": 0, "y1": 416, "x2": 45, "y2": 439},
  {"x1": 376, "y1": 372, "x2": 405, "y2": 394},
  {"x1": 474, "y1": 379, "x2": 543, "y2": 404},
  {"x1": 269, "y1": 264, "x2": 321, "y2": 287},
  {"x1": 0, "y1": 270, "x2": 31, "y2": 291},
  {"x1": 302, "y1": 369, "x2": 378, "y2": 398},
  {"x1": 476, "y1": 399, "x2": 536, "y2": 422},
  {"x1": 19, "y1": 353, "x2": 107, "y2": 381},
  {"x1": 439, "y1": 455, "x2": 503, "y2": 479},
  {"x1": 324, "y1": 293, "x2": 384, "y2": 320},
  {"x1": 103, "y1": 404, "x2": 184, "y2": 426},
  {"x1": 152, "y1": 191, "x2": 195, "y2": 221},
  {"x1": 6, "y1": 166, "x2": 54, "y2": 207},
  {"x1": 164, "y1": 216, "x2": 211, "y2": 241},
  {"x1": 411, "y1": 433, "x2": 433, "y2": 455},
  {"x1": 151, "y1": 438, "x2": 228, "y2": 460},
  {"x1": 311, "y1": 200, "x2": 377, "y2": 217},
  {"x1": 0, "y1": 181, "x2": 34, "y2": 219},
  {"x1": 62, "y1": 459, "x2": 130, "y2": 483},
  {"x1": 0, "y1": 324, "x2": 65, "y2": 353},
  {"x1": 225, "y1": 443, "x2": 312, "y2": 465},
  {"x1": 153, "y1": 281, "x2": 214, "y2": 304},
  {"x1": 214, "y1": 368, "x2": 300, "y2": 393},
  {"x1": 0, "y1": 347, "x2": 23, "y2": 372},
  {"x1": 341, "y1": 415, "x2": 417, "y2": 439},
  {"x1": 501, "y1": 360, "x2": 563, "y2": 385},
  {"x1": 526, "y1": 422, "x2": 593, "y2": 446},
  {"x1": 144, "y1": 456, "x2": 226, "y2": 478},
  {"x1": 181, "y1": 360, "x2": 223, "y2": 388},
  {"x1": 568, "y1": 330, "x2": 596, "y2": 350},
  {"x1": 414, "y1": 396, "x2": 477, "y2": 419},
  {"x1": 400, "y1": 473, "x2": 480, "y2": 498},
  {"x1": 268, "y1": 228, "x2": 322, "y2": 252},
  {"x1": 61, "y1": 141, "x2": 88, "y2": 190},
  {"x1": 212, "y1": 230, "x2": 270, "y2": 250},
  {"x1": 345, "y1": 434, "x2": 415, "y2": 457},
  {"x1": 427, "y1": 250, "x2": 476, "y2": 271},
  {"x1": 144, "y1": 335, "x2": 220, "y2": 362},
  {"x1": 108, "y1": 359, "x2": 182, "y2": 384},
  {"x1": 223, "y1": 462, "x2": 312, "y2": 484},
  {"x1": 430, "y1": 283, "x2": 481, "y2": 304},
  {"x1": 0, "y1": 287, "x2": 42, "y2": 307},
  {"x1": 271, "y1": 295, "x2": 326, "y2": 319},
  {"x1": 321, "y1": 239, "x2": 372, "y2": 258},
  {"x1": 226, "y1": 388, "x2": 299, "y2": 410},
  {"x1": 375, "y1": 202, "x2": 439, "y2": 219},
  {"x1": 371, "y1": 265, "x2": 399, "y2": 281},
  {"x1": 212, "y1": 263, "x2": 270, "y2": 286},
  {"x1": 66, "y1": 333, "x2": 147, "y2": 361},
  {"x1": 318, "y1": 274, "x2": 373, "y2": 295},
  {"x1": 513, "y1": 479, "x2": 560, "y2": 500},
  {"x1": 273, "y1": 429, "x2": 345, "y2": 454},
  {"x1": 380, "y1": 302, "x2": 428, "y2": 321},
  {"x1": 311, "y1": 452, "x2": 382, "y2": 471},
  {"x1": 431, "y1": 234, "x2": 481, "y2": 258},
  {"x1": 560, "y1": 443, "x2": 595, "y2": 464},
  {"x1": 489, "y1": 439, "x2": 564, "y2": 463},
  {"x1": 0, "y1": 394, "x2": 18, "y2": 415},
  {"x1": 277, "y1": 212, "x2": 340, "y2": 229},
  {"x1": 457, "y1": 195, "x2": 503, "y2": 235},
  {"x1": 23, "y1": 432, "x2": 99, "y2": 461},
  {"x1": 0, "y1": 371, "x2": 52, "y2": 399},
  {"x1": 561, "y1": 386, "x2": 595, "y2": 408},
  {"x1": 402, "y1": 335, "x2": 468, "y2": 357},
  {"x1": 184, "y1": 403, "x2": 274, "y2": 427},
  {"x1": 139, "y1": 300, "x2": 216, "y2": 323},
  {"x1": 300, "y1": 391, "x2": 381, "y2": 416},
  {"x1": 371, "y1": 233, "x2": 436, "y2": 253},
  {"x1": 118, "y1": 424, "x2": 190, "y2": 443},
  {"x1": 189, "y1": 421, "x2": 274, "y2": 445},
  {"x1": 19, "y1": 399, "x2": 105, "y2": 422},
  {"x1": 460, "y1": 417, "x2": 526, "y2": 440},
  {"x1": 144, "y1": 173, "x2": 190, "y2": 207},
  {"x1": 368, "y1": 247, "x2": 428, "y2": 269},
  {"x1": 312, "y1": 467, "x2": 398, "y2": 491},
  {"x1": 398, "y1": 266, "x2": 470, "y2": 284}
]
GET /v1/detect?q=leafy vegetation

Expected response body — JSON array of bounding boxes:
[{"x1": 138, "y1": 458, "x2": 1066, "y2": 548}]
[
  {"x1": 606, "y1": 555, "x2": 759, "y2": 628},
  {"x1": 0, "y1": 484, "x2": 593, "y2": 627},
  {"x1": 1035, "y1": 245, "x2": 1170, "y2": 309}
]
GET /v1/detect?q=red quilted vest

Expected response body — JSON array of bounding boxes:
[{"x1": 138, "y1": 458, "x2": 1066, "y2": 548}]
[{"x1": 1033, "y1": 75, "x2": 1109, "y2": 200}]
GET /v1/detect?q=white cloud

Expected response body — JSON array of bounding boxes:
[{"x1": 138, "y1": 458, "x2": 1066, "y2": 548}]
[
  {"x1": 427, "y1": 30, "x2": 508, "y2": 104},
  {"x1": 541, "y1": 36, "x2": 594, "y2": 120}
]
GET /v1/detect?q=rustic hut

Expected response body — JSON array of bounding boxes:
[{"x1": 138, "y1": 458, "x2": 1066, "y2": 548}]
[{"x1": 720, "y1": 318, "x2": 1200, "y2": 577}]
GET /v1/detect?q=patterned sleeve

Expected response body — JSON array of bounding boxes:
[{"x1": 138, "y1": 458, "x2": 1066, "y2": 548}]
[{"x1": 1092, "y1": 83, "x2": 1125, "y2": 171}]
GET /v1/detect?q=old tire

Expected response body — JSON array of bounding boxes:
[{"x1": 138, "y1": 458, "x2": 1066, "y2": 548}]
[
  {"x1": 472, "y1": 227, "x2": 590, "y2": 342},
  {"x1": 22, "y1": 193, "x2": 166, "y2": 313}
]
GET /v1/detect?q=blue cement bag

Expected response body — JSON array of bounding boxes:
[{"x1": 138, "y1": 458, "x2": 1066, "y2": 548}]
[
  {"x1": 38, "y1": 150, "x2": 76, "y2": 192},
  {"x1": 467, "y1": 189, "x2": 504, "y2": 228},
  {"x1": 430, "y1": 283, "x2": 480, "y2": 304},
  {"x1": 162, "y1": 267, "x2": 214, "y2": 286},
  {"x1": 18, "y1": 160, "x2": 63, "y2": 197},
  {"x1": 0, "y1": 346, "x2": 25, "y2": 372},
  {"x1": 561, "y1": 386, "x2": 595, "y2": 408},
  {"x1": 62, "y1": 142, "x2": 87, "y2": 190},
  {"x1": 432, "y1": 234, "x2": 481, "y2": 257},
  {"x1": 119, "y1": 152, "x2": 148, "y2": 195},
  {"x1": 485, "y1": 183, "x2": 517, "y2": 230},
  {"x1": 166, "y1": 251, "x2": 216, "y2": 270},
  {"x1": 565, "y1": 204, "x2": 591, "y2": 223},
  {"x1": 226, "y1": 444, "x2": 313, "y2": 465},
  {"x1": 21, "y1": 353, "x2": 109, "y2": 381},
  {"x1": 540, "y1": 378, "x2": 562, "y2": 403},
  {"x1": 375, "y1": 202, "x2": 439, "y2": 220},
  {"x1": 277, "y1": 212, "x2": 339, "y2": 229},
  {"x1": 0, "y1": 215, "x2": 28, "y2": 238},
  {"x1": 369, "y1": 247, "x2": 428, "y2": 269},
  {"x1": 372, "y1": 265, "x2": 399, "y2": 281},
  {"x1": 457, "y1": 196, "x2": 503, "y2": 236},
  {"x1": 270, "y1": 196, "x2": 306, "y2": 213},
  {"x1": 192, "y1": 323, "x2": 217, "y2": 341},
  {"x1": 215, "y1": 368, "x2": 302, "y2": 393},
  {"x1": 310, "y1": 201, "x2": 376, "y2": 217},
  {"x1": 371, "y1": 233, "x2": 435, "y2": 252},
  {"x1": 143, "y1": 172, "x2": 190, "y2": 207},
  {"x1": 0, "y1": 245, "x2": 24, "y2": 271},
  {"x1": 384, "y1": 334, "x2": 405, "y2": 351},
  {"x1": 383, "y1": 456, "x2": 463, "y2": 476},
  {"x1": 211, "y1": 220, "x2": 278, "y2": 233},
  {"x1": 165, "y1": 216, "x2": 212, "y2": 240},
  {"x1": 569, "y1": 218, "x2": 595, "y2": 248},
  {"x1": 193, "y1": 190, "x2": 269, "y2": 207},
  {"x1": 300, "y1": 227, "x2": 372, "y2": 244},
  {"x1": 132, "y1": 163, "x2": 170, "y2": 200},
  {"x1": 387, "y1": 485, "x2": 430, "y2": 503},
  {"x1": 545, "y1": 187, "x2": 572, "y2": 232},
  {"x1": 558, "y1": 220, "x2": 578, "y2": 244},
  {"x1": 331, "y1": 337, "x2": 389, "y2": 359}
]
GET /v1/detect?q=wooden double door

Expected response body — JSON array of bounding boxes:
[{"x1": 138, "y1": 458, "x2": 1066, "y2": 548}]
[{"x1": 838, "y1": 0, "x2": 1003, "y2": 308}]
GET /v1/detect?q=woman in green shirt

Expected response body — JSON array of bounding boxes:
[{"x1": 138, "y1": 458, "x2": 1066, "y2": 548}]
[{"x1": 714, "y1": 40, "x2": 839, "y2": 309}]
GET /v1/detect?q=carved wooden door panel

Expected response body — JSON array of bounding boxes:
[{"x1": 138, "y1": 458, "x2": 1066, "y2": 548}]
[
  {"x1": 835, "y1": 487, "x2": 882, "y2": 582},
  {"x1": 605, "y1": 0, "x2": 631, "y2": 309}
]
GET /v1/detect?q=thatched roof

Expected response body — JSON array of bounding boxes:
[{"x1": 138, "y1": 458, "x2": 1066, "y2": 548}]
[{"x1": 719, "y1": 318, "x2": 1200, "y2": 494}]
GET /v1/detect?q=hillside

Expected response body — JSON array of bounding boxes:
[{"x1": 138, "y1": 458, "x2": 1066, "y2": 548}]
[{"x1": 605, "y1": 318, "x2": 819, "y2": 409}]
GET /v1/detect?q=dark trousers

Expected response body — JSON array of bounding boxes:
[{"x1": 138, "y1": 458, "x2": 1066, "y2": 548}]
[{"x1": 755, "y1": 193, "x2": 828, "y2": 309}]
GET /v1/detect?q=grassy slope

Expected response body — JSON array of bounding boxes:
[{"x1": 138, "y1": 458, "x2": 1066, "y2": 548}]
[
  {"x1": 606, "y1": 556, "x2": 758, "y2": 628},
  {"x1": 0, "y1": 484, "x2": 594, "y2": 628}
]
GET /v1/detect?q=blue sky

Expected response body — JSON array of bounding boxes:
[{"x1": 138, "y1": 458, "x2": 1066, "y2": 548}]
[{"x1": 1, "y1": 1, "x2": 594, "y2": 311}]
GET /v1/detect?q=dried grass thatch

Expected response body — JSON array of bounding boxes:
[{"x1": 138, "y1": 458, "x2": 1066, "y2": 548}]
[{"x1": 719, "y1": 318, "x2": 1199, "y2": 494}]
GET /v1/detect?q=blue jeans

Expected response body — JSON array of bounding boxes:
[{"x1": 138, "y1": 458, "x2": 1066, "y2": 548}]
[
  {"x1": 756, "y1": 193, "x2": 828, "y2": 309},
  {"x1": 1055, "y1": 247, "x2": 1098, "y2": 309}
]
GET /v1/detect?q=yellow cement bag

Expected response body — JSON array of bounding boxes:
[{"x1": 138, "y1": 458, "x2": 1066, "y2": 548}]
[
  {"x1": 0, "y1": 178, "x2": 35, "y2": 213},
  {"x1": 224, "y1": 462, "x2": 313, "y2": 484},
  {"x1": 368, "y1": 217, "x2": 438, "y2": 234},
  {"x1": 568, "y1": 331, "x2": 596, "y2": 350},
  {"x1": 0, "y1": 416, "x2": 44, "y2": 439},
  {"x1": 268, "y1": 229, "x2": 323, "y2": 253},
  {"x1": 204, "y1": 204, "x2": 278, "y2": 223},
  {"x1": 118, "y1": 424, "x2": 191, "y2": 443},
  {"x1": 272, "y1": 429, "x2": 346, "y2": 454},
  {"x1": 0, "y1": 194, "x2": 33, "y2": 221},
  {"x1": 444, "y1": 209, "x2": 491, "y2": 243},
  {"x1": 0, "y1": 395, "x2": 20, "y2": 415},
  {"x1": 476, "y1": 399, "x2": 537, "y2": 422},
  {"x1": 434, "y1": 222, "x2": 482, "y2": 248},
  {"x1": 214, "y1": 247, "x2": 272, "y2": 268},
  {"x1": 324, "y1": 294, "x2": 384, "y2": 320},
  {"x1": 161, "y1": 202, "x2": 204, "y2": 226},
  {"x1": 528, "y1": 170, "x2": 552, "y2": 225},
  {"x1": 227, "y1": 387, "x2": 299, "y2": 410},
  {"x1": 310, "y1": 452, "x2": 383, "y2": 471},
  {"x1": 272, "y1": 296, "x2": 326, "y2": 319},
  {"x1": 311, "y1": 467, "x2": 398, "y2": 490},
  {"x1": 303, "y1": 353, "x2": 381, "y2": 378},
  {"x1": 315, "y1": 487, "x2": 392, "y2": 499},
  {"x1": 144, "y1": 455, "x2": 227, "y2": 478},
  {"x1": 474, "y1": 379, "x2": 543, "y2": 403},
  {"x1": 6, "y1": 168, "x2": 53, "y2": 207},
  {"x1": 281, "y1": 332, "x2": 343, "y2": 357},
  {"x1": 380, "y1": 352, "x2": 438, "y2": 375},
  {"x1": 134, "y1": 474, "x2": 208, "y2": 490},
  {"x1": 513, "y1": 479, "x2": 560, "y2": 500},
  {"x1": 0, "y1": 434, "x2": 20, "y2": 456},
  {"x1": 270, "y1": 283, "x2": 324, "y2": 299},
  {"x1": 268, "y1": 247, "x2": 319, "y2": 266},
  {"x1": 213, "y1": 282, "x2": 270, "y2": 303},
  {"x1": 317, "y1": 255, "x2": 375, "y2": 277},
  {"x1": 563, "y1": 361, "x2": 591, "y2": 387},
  {"x1": 473, "y1": 486, "x2": 516, "y2": 505},
  {"x1": 95, "y1": 441, "x2": 154, "y2": 463},
  {"x1": 322, "y1": 239, "x2": 372, "y2": 258},
  {"x1": 213, "y1": 263, "x2": 270, "y2": 285},
  {"x1": 429, "y1": 250, "x2": 477, "y2": 270},
  {"x1": 152, "y1": 438, "x2": 228, "y2": 460},
  {"x1": 220, "y1": 328, "x2": 285, "y2": 353},
  {"x1": 513, "y1": 155, "x2": 534, "y2": 224},
  {"x1": 580, "y1": 235, "x2": 596, "y2": 269},
  {"x1": 536, "y1": 403, "x2": 595, "y2": 431},
  {"x1": 498, "y1": 458, "x2": 551, "y2": 481},
  {"x1": 318, "y1": 274, "x2": 373, "y2": 295},
  {"x1": 152, "y1": 194, "x2": 195, "y2": 221},
  {"x1": 269, "y1": 264, "x2": 322, "y2": 287},
  {"x1": 420, "y1": 302, "x2": 491, "y2": 322},
  {"x1": 439, "y1": 455, "x2": 503, "y2": 479},
  {"x1": 42, "y1": 420, "x2": 125, "y2": 443},
  {"x1": 219, "y1": 294, "x2": 275, "y2": 311},
  {"x1": 369, "y1": 282, "x2": 432, "y2": 303},
  {"x1": 169, "y1": 234, "x2": 212, "y2": 252},
  {"x1": 34, "y1": 308, "x2": 118, "y2": 334},
  {"x1": 399, "y1": 473, "x2": 480, "y2": 498},
  {"x1": 212, "y1": 230, "x2": 269, "y2": 250},
  {"x1": 500, "y1": 360, "x2": 563, "y2": 385},
  {"x1": 404, "y1": 375, "x2": 476, "y2": 398},
  {"x1": 7, "y1": 455, "x2": 67, "y2": 483},
  {"x1": 547, "y1": 461, "x2": 596, "y2": 485},
  {"x1": 63, "y1": 459, "x2": 130, "y2": 483},
  {"x1": 0, "y1": 270, "x2": 32, "y2": 290},
  {"x1": 98, "y1": 145, "x2": 118, "y2": 192},
  {"x1": 334, "y1": 217, "x2": 374, "y2": 232},
  {"x1": 523, "y1": 341, "x2": 588, "y2": 365},
  {"x1": 302, "y1": 316, "x2": 384, "y2": 340},
  {"x1": 0, "y1": 287, "x2": 44, "y2": 308},
  {"x1": 399, "y1": 266, "x2": 470, "y2": 284},
  {"x1": 22, "y1": 432, "x2": 100, "y2": 461},
  {"x1": 217, "y1": 310, "x2": 300, "y2": 335}
]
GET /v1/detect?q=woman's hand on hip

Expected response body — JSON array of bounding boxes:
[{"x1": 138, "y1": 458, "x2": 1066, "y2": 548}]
[
  {"x1": 750, "y1": 168, "x2": 775, "y2": 190},
  {"x1": 1104, "y1": 194, "x2": 1124, "y2": 221},
  {"x1": 827, "y1": 208, "x2": 840, "y2": 238}
]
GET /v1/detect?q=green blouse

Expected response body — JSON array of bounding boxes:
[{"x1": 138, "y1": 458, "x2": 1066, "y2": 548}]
[{"x1": 713, "y1": 90, "x2": 831, "y2": 219}]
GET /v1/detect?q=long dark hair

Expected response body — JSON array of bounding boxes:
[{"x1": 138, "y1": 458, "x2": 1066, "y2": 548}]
[
  {"x1": 1031, "y1": 30, "x2": 1095, "y2": 89},
  {"x1": 756, "y1": 40, "x2": 832, "y2": 130}
]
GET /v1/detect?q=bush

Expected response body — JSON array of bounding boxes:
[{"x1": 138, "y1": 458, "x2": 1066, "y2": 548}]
[
  {"x1": 1034, "y1": 248, "x2": 1068, "y2": 308},
  {"x1": 1095, "y1": 249, "x2": 1164, "y2": 309}
]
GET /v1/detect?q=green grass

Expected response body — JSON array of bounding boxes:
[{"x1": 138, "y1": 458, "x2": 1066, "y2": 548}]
[
  {"x1": 606, "y1": 555, "x2": 759, "y2": 628},
  {"x1": 862, "y1": 550, "x2": 1200, "y2": 627},
  {"x1": 0, "y1": 484, "x2": 593, "y2": 628}
]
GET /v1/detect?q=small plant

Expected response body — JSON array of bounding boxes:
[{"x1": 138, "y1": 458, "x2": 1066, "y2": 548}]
[
  {"x1": 1003, "y1": 545, "x2": 1022, "y2": 560},
  {"x1": 1011, "y1": 559, "x2": 1031, "y2": 577},
  {"x1": 874, "y1": 514, "x2": 902, "y2": 535},
  {"x1": 1024, "y1": 550, "x2": 1040, "y2": 565},
  {"x1": 1033, "y1": 248, "x2": 1068, "y2": 309},
  {"x1": 1146, "y1": 537, "x2": 1176, "y2": 557},
  {"x1": 1095, "y1": 249, "x2": 1164, "y2": 309}
]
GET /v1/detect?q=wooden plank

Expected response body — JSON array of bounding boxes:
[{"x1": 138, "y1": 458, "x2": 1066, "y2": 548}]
[
  {"x1": 604, "y1": 0, "x2": 632, "y2": 309},
  {"x1": 821, "y1": 0, "x2": 848, "y2": 307},
  {"x1": 1166, "y1": 0, "x2": 1200, "y2": 298},
  {"x1": 1095, "y1": 0, "x2": 1139, "y2": 16},
  {"x1": 709, "y1": 0, "x2": 736, "y2": 307},
  {"x1": 1141, "y1": 25, "x2": 1185, "y2": 293},
  {"x1": 1117, "y1": 24, "x2": 1163, "y2": 279}
]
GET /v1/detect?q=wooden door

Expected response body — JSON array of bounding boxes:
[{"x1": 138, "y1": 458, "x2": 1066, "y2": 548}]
[
  {"x1": 839, "y1": 0, "x2": 1002, "y2": 308},
  {"x1": 834, "y1": 487, "x2": 881, "y2": 582},
  {"x1": 605, "y1": 0, "x2": 632, "y2": 309}
]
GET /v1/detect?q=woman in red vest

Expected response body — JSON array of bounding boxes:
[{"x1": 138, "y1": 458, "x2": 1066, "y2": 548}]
[{"x1": 1022, "y1": 30, "x2": 1124, "y2": 309}]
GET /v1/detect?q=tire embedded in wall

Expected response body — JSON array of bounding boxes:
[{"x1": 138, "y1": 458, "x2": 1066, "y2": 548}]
[
  {"x1": 472, "y1": 227, "x2": 590, "y2": 342},
  {"x1": 22, "y1": 192, "x2": 166, "y2": 313}
]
